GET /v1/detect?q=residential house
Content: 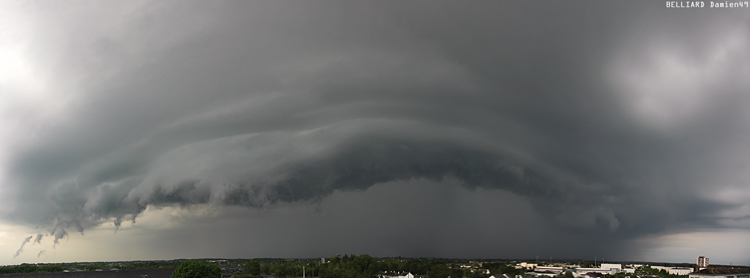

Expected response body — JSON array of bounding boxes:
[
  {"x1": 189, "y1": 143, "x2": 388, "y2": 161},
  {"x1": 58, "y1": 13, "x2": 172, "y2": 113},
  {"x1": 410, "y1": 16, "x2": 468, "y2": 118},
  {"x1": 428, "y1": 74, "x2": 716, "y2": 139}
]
[{"x1": 381, "y1": 271, "x2": 415, "y2": 278}]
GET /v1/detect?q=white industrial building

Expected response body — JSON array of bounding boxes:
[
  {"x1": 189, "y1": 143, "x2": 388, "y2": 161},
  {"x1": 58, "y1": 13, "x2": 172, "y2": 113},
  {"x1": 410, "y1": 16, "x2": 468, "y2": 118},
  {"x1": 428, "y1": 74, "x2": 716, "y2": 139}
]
[
  {"x1": 601, "y1": 264, "x2": 623, "y2": 272},
  {"x1": 529, "y1": 266, "x2": 565, "y2": 277},
  {"x1": 651, "y1": 265, "x2": 694, "y2": 275},
  {"x1": 671, "y1": 267, "x2": 693, "y2": 275},
  {"x1": 527, "y1": 265, "x2": 623, "y2": 278},
  {"x1": 574, "y1": 267, "x2": 617, "y2": 276}
]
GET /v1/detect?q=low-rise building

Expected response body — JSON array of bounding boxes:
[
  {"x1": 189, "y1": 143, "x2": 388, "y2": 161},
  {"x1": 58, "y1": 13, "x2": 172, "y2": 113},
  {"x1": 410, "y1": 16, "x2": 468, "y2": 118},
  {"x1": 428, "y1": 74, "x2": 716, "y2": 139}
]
[
  {"x1": 529, "y1": 266, "x2": 564, "y2": 277},
  {"x1": 472, "y1": 269, "x2": 490, "y2": 274},
  {"x1": 518, "y1": 263, "x2": 539, "y2": 269},
  {"x1": 689, "y1": 268, "x2": 750, "y2": 278},
  {"x1": 670, "y1": 267, "x2": 693, "y2": 275},
  {"x1": 574, "y1": 267, "x2": 618, "y2": 277},
  {"x1": 601, "y1": 264, "x2": 622, "y2": 272},
  {"x1": 651, "y1": 265, "x2": 694, "y2": 275},
  {"x1": 381, "y1": 271, "x2": 415, "y2": 278}
]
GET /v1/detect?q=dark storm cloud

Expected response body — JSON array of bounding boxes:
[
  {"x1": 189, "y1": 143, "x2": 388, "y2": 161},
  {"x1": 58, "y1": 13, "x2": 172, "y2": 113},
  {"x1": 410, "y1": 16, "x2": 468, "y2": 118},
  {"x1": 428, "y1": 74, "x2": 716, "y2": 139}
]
[{"x1": 2, "y1": 0, "x2": 749, "y2": 260}]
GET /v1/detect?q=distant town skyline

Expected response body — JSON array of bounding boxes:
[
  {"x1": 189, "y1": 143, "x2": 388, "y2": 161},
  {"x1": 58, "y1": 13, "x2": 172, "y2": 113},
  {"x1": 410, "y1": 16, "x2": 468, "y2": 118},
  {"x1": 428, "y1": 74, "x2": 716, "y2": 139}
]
[{"x1": 1, "y1": 0, "x2": 749, "y2": 266}]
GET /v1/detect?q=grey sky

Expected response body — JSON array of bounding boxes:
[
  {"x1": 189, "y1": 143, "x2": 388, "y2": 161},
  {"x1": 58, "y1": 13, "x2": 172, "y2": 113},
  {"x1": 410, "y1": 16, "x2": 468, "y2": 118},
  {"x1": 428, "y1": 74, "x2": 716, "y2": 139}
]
[{"x1": 1, "y1": 0, "x2": 749, "y2": 265}]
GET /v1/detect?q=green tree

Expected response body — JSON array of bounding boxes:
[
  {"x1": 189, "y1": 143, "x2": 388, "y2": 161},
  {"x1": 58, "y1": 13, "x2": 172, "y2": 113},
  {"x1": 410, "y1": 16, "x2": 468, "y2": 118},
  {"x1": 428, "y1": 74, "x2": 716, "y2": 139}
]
[
  {"x1": 38, "y1": 265, "x2": 64, "y2": 273},
  {"x1": 246, "y1": 261, "x2": 261, "y2": 276},
  {"x1": 429, "y1": 264, "x2": 453, "y2": 278},
  {"x1": 468, "y1": 271, "x2": 490, "y2": 278},
  {"x1": 485, "y1": 262, "x2": 525, "y2": 276},
  {"x1": 557, "y1": 271, "x2": 574, "y2": 278},
  {"x1": 171, "y1": 260, "x2": 221, "y2": 278},
  {"x1": 577, "y1": 261, "x2": 593, "y2": 268}
]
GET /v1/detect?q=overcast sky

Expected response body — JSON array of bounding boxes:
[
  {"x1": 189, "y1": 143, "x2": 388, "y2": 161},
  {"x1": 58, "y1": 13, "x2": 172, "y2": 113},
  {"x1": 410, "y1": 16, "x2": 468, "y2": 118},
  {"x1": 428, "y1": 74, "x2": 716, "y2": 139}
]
[{"x1": 1, "y1": 0, "x2": 750, "y2": 266}]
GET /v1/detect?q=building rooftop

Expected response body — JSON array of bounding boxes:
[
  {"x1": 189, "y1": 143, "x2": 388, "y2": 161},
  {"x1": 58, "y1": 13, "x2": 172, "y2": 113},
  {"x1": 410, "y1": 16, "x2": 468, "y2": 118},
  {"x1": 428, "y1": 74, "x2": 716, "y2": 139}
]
[{"x1": 697, "y1": 267, "x2": 750, "y2": 275}]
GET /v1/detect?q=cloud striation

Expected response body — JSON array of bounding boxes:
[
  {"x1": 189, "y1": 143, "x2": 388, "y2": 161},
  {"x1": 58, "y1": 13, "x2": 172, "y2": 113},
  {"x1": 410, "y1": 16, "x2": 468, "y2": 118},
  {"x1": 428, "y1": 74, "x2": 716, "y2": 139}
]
[{"x1": 1, "y1": 0, "x2": 749, "y2": 261}]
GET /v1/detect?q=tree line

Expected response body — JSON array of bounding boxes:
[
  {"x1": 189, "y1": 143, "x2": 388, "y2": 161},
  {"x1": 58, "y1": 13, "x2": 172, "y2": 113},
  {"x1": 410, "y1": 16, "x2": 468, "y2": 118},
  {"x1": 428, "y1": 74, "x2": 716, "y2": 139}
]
[
  {"x1": 238, "y1": 255, "x2": 525, "y2": 278},
  {"x1": 0, "y1": 261, "x2": 180, "y2": 274}
]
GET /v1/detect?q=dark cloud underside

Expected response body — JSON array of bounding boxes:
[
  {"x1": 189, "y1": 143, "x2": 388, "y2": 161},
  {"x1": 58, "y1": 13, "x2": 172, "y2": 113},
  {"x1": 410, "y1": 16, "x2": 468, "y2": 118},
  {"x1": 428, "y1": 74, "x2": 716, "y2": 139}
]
[{"x1": 1, "y1": 0, "x2": 749, "y2": 262}]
